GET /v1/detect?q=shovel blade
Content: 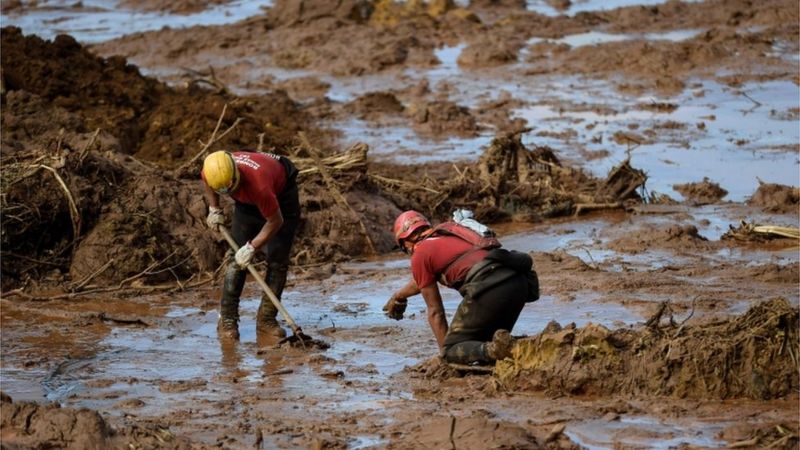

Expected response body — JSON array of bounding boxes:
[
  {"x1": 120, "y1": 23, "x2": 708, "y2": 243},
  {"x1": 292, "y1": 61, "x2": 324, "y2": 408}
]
[{"x1": 278, "y1": 332, "x2": 330, "y2": 350}]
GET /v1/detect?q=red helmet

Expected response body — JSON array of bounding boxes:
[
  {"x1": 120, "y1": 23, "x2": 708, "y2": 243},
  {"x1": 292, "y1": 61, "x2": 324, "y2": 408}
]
[{"x1": 393, "y1": 210, "x2": 431, "y2": 246}]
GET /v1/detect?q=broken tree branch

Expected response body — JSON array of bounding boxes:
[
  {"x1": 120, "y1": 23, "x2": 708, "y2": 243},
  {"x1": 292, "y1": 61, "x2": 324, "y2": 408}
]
[{"x1": 70, "y1": 258, "x2": 115, "y2": 291}]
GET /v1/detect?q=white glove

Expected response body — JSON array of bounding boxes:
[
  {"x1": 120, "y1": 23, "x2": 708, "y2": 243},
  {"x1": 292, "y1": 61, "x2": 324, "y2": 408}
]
[
  {"x1": 206, "y1": 207, "x2": 225, "y2": 231},
  {"x1": 235, "y1": 242, "x2": 256, "y2": 269}
]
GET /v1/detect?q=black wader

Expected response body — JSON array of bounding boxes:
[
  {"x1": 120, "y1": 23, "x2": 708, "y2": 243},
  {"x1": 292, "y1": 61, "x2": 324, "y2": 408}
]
[
  {"x1": 219, "y1": 157, "x2": 300, "y2": 333},
  {"x1": 442, "y1": 271, "x2": 528, "y2": 365}
]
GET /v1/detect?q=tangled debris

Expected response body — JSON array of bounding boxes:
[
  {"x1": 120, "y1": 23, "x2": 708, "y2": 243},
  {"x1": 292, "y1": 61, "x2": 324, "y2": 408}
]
[{"x1": 373, "y1": 130, "x2": 647, "y2": 223}]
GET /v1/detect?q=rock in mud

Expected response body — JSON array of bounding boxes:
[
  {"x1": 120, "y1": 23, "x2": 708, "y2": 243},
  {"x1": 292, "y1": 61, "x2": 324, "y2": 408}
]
[
  {"x1": 673, "y1": 177, "x2": 728, "y2": 205},
  {"x1": 457, "y1": 39, "x2": 520, "y2": 68},
  {"x1": 747, "y1": 182, "x2": 800, "y2": 214},
  {"x1": 0, "y1": 393, "x2": 195, "y2": 449}
]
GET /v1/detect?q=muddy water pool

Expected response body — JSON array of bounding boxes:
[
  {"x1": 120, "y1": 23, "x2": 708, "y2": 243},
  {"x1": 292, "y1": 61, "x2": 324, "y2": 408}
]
[
  {"x1": 0, "y1": 0, "x2": 268, "y2": 43},
  {"x1": 331, "y1": 53, "x2": 798, "y2": 202},
  {"x1": 4, "y1": 214, "x2": 796, "y2": 448},
  {"x1": 567, "y1": 414, "x2": 725, "y2": 449}
]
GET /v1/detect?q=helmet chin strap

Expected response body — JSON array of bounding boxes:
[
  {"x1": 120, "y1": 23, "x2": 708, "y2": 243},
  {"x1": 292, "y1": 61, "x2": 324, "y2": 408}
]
[
  {"x1": 228, "y1": 153, "x2": 241, "y2": 192},
  {"x1": 229, "y1": 169, "x2": 240, "y2": 192},
  {"x1": 404, "y1": 227, "x2": 433, "y2": 254}
]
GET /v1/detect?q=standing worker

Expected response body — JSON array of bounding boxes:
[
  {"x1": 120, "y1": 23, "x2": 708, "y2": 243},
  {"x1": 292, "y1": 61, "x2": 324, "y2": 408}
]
[
  {"x1": 384, "y1": 211, "x2": 539, "y2": 365},
  {"x1": 202, "y1": 150, "x2": 301, "y2": 340}
]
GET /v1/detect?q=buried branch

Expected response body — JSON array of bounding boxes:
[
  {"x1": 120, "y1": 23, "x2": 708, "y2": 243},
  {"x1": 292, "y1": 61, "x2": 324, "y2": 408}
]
[{"x1": 4, "y1": 274, "x2": 216, "y2": 302}]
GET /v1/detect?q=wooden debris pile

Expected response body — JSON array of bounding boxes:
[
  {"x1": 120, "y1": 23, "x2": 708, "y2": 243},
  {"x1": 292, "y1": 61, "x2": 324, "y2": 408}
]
[{"x1": 370, "y1": 130, "x2": 649, "y2": 222}]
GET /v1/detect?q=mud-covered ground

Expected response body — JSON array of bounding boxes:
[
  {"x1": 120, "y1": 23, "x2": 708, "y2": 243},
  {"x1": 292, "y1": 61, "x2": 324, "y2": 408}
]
[{"x1": 1, "y1": 0, "x2": 799, "y2": 448}]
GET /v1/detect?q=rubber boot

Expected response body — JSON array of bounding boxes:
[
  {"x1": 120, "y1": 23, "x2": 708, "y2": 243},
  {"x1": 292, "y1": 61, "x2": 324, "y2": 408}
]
[
  {"x1": 218, "y1": 264, "x2": 246, "y2": 341},
  {"x1": 256, "y1": 263, "x2": 288, "y2": 338},
  {"x1": 485, "y1": 329, "x2": 514, "y2": 361},
  {"x1": 266, "y1": 263, "x2": 289, "y2": 299}
]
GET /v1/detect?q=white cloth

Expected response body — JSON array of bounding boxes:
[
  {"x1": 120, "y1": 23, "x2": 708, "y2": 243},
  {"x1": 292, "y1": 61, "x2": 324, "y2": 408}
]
[{"x1": 452, "y1": 209, "x2": 493, "y2": 237}]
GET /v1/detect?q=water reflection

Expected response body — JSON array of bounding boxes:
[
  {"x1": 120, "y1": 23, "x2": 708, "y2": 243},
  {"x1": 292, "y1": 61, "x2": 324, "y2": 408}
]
[
  {"x1": 218, "y1": 336, "x2": 243, "y2": 372},
  {"x1": 525, "y1": 0, "x2": 702, "y2": 17},
  {"x1": 567, "y1": 414, "x2": 725, "y2": 449},
  {"x1": 526, "y1": 29, "x2": 701, "y2": 48},
  {"x1": 514, "y1": 80, "x2": 800, "y2": 201}
]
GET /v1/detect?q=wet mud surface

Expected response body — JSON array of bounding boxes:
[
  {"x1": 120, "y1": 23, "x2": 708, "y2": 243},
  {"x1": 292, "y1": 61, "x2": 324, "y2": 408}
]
[{"x1": 1, "y1": 0, "x2": 799, "y2": 448}]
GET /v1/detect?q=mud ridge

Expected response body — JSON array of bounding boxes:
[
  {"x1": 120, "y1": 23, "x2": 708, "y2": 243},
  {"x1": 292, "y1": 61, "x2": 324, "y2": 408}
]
[{"x1": 496, "y1": 298, "x2": 800, "y2": 400}]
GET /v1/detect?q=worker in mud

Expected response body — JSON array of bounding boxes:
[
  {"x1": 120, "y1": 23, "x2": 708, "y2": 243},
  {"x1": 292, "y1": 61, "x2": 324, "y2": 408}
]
[
  {"x1": 384, "y1": 211, "x2": 539, "y2": 365},
  {"x1": 202, "y1": 150, "x2": 300, "y2": 341}
]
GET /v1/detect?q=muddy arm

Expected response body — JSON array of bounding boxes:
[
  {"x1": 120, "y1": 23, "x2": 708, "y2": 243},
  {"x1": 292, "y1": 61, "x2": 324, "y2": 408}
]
[
  {"x1": 202, "y1": 181, "x2": 220, "y2": 209},
  {"x1": 251, "y1": 209, "x2": 283, "y2": 249},
  {"x1": 421, "y1": 284, "x2": 447, "y2": 350},
  {"x1": 392, "y1": 278, "x2": 420, "y2": 300}
]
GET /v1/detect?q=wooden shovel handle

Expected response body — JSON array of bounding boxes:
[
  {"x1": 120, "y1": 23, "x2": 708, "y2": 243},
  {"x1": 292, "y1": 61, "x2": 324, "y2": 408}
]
[{"x1": 219, "y1": 227, "x2": 303, "y2": 336}]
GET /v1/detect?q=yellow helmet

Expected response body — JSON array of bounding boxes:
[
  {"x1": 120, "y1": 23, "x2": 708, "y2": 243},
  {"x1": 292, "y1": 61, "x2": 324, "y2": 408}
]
[{"x1": 203, "y1": 151, "x2": 239, "y2": 194}]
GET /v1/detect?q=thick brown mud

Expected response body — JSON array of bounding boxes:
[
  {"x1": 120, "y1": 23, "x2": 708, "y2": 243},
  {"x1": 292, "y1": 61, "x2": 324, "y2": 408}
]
[{"x1": 1, "y1": 0, "x2": 799, "y2": 448}]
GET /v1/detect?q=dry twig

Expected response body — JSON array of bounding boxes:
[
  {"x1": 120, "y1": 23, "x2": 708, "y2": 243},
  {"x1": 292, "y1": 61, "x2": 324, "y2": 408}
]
[
  {"x1": 70, "y1": 258, "x2": 115, "y2": 291},
  {"x1": 174, "y1": 104, "x2": 242, "y2": 175},
  {"x1": 295, "y1": 143, "x2": 368, "y2": 177},
  {"x1": 117, "y1": 250, "x2": 178, "y2": 288},
  {"x1": 369, "y1": 174, "x2": 441, "y2": 194},
  {"x1": 4, "y1": 274, "x2": 216, "y2": 301},
  {"x1": 36, "y1": 165, "x2": 81, "y2": 239},
  {"x1": 78, "y1": 128, "x2": 100, "y2": 163}
]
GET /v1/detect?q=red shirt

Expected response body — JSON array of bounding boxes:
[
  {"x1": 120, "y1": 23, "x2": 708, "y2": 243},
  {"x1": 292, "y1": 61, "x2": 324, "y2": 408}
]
[
  {"x1": 411, "y1": 235, "x2": 489, "y2": 289},
  {"x1": 223, "y1": 152, "x2": 287, "y2": 219}
]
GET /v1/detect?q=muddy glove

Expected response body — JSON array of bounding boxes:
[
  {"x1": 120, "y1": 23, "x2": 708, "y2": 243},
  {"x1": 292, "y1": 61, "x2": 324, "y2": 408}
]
[
  {"x1": 235, "y1": 242, "x2": 256, "y2": 269},
  {"x1": 206, "y1": 206, "x2": 225, "y2": 232},
  {"x1": 383, "y1": 295, "x2": 408, "y2": 320}
]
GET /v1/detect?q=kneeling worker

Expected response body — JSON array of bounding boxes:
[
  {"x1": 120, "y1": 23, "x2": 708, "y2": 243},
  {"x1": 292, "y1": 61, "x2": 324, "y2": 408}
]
[
  {"x1": 201, "y1": 150, "x2": 300, "y2": 340},
  {"x1": 384, "y1": 211, "x2": 539, "y2": 365}
]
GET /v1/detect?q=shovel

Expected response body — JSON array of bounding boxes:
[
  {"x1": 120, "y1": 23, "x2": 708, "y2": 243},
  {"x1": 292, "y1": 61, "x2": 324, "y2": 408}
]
[{"x1": 219, "y1": 227, "x2": 315, "y2": 347}]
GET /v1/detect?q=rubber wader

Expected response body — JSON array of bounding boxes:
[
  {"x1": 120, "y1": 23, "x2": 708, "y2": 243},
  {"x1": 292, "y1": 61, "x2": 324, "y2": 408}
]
[
  {"x1": 256, "y1": 262, "x2": 288, "y2": 338},
  {"x1": 218, "y1": 261, "x2": 246, "y2": 340}
]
